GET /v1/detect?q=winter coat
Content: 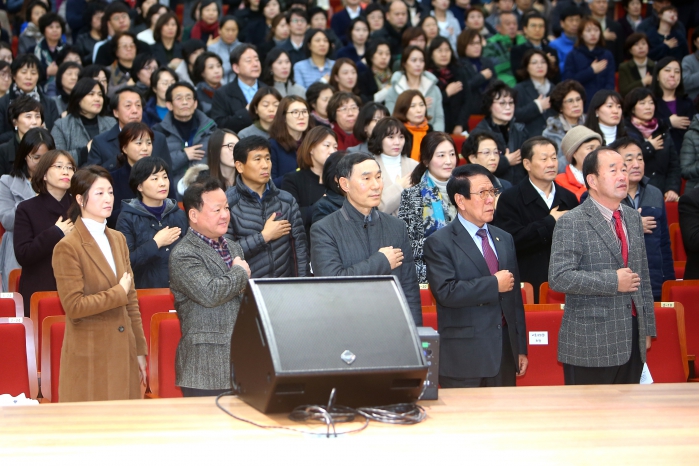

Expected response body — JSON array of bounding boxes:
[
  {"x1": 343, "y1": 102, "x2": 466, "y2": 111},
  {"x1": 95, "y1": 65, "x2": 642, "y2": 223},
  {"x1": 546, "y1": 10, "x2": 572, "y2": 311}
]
[
  {"x1": 0, "y1": 87, "x2": 60, "y2": 144},
  {"x1": 281, "y1": 169, "x2": 326, "y2": 244},
  {"x1": 225, "y1": 176, "x2": 309, "y2": 279},
  {"x1": 311, "y1": 190, "x2": 345, "y2": 225},
  {"x1": 427, "y1": 64, "x2": 470, "y2": 133},
  {"x1": 115, "y1": 198, "x2": 188, "y2": 289},
  {"x1": 0, "y1": 174, "x2": 35, "y2": 291},
  {"x1": 269, "y1": 138, "x2": 298, "y2": 186},
  {"x1": 624, "y1": 117, "x2": 681, "y2": 195},
  {"x1": 459, "y1": 56, "x2": 497, "y2": 119},
  {"x1": 682, "y1": 52, "x2": 699, "y2": 101},
  {"x1": 51, "y1": 114, "x2": 117, "y2": 167},
  {"x1": 472, "y1": 116, "x2": 530, "y2": 185},
  {"x1": 385, "y1": 71, "x2": 445, "y2": 131},
  {"x1": 680, "y1": 115, "x2": 699, "y2": 191},
  {"x1": 209, "y1": 77, "x2": 268, "y2": 133},
  {"x1": 143, "y1": 96, "x2": 165, "y2": 128},
  {"x1": 563, "y1": 46, "x2": 615, "y2": 107},
  {"x1": 618, "y1": 58, "x2": 655, "y2": 98},
  {"x1": 514, "y1": 79, "x2": 555, "y2": 138},
  {"x1": 655, "y1": 96, "x2": 697, "y2": 158}
]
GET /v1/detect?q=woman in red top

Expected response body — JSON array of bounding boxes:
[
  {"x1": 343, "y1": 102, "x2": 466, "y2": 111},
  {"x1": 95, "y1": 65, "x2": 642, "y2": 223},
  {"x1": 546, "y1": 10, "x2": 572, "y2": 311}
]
[{"x1": 555, "y1": 125, "x2": 602, "y2": 201}]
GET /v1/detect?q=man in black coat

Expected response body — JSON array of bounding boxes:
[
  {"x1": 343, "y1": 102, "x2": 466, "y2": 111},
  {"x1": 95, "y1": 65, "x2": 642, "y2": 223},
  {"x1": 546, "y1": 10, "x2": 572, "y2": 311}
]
[
  {"x1": 310, "y1": 152, "x2": 423, "y2": 326},
  {"x1": 493, "y1": 136, "x2": 579, "y2": 302},
  {"x1": 679, "y1": 186, "x2": 699, "y2": 280},
  {"x1": 588, "y1": 0, "x2": 624, "y2": 71},
  {"x1": 381, "y1": 0, "x2": 410, "y2": 58},
  {"x1": 209, "y1": 44, "x2": 268, "y2": 133},
  {"x1": 93, "y1": 1, "x2": 152, "y2": 66}
]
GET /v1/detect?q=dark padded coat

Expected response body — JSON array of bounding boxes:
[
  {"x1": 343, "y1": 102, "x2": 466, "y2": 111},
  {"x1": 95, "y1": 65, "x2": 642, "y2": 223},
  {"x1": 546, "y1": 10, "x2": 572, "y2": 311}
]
[
  {"x1": 624, "y1": 118, "x2": 681, "y2": 195},
  {"x1": 472, "y1": 116, "x2": 530, "y2": 185}
]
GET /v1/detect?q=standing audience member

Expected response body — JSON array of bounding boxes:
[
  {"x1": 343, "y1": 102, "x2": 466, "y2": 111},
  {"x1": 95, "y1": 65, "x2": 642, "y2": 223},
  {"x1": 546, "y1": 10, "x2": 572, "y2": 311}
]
[
  {"x1": 279, "y1": 9, "x2": 307, "y2": 65},
  {"x1": 398, "y1": 132, "x2": 457, "y2": 284},
  {"x1": 75, "y1": 2, "x2": 106, "y2": 65},
  {"x1": 207, "y1": 16, "x2": 241, "y2": 85},
  {"x1": 329, "y1": 59, "x2": 363, "y2": 100},
  {"x1": 269, "y1": 95, "x2": 313, "y2": 185},
  {"x1": 381, "y1": 0, "x2": 411, "y2": 57},
  {"x1": 242, "y1": 0, "x2": 281, "y2": 47},
  {"x1": 18, "y1": 0, "x2": 48, "y2": 56},
  {"x1": 135, "y1": 3, "x2": 167, "y2": 45},
  {"x1": 0, "y1": 96, "x2": 44, "y2": 175},
  {"x1": 258, "y1": 14, "x2": 291, "y2": 63},
  {"x1": 169, "y1": 177, "x2": 250, "y2": 397},
  {"x1": 226, "y1": 135, "x2": 309, "y2": 278},
  {"x1": 646, "y1": 5, "x2": 687, "y2": 62},
  {"x1": 14, "y1": 148, "x2": 72, "y2": 313},
  {"x1": 679, "y1": 186, "x2": 699, "y2": 280},
  {"x1": 426, "y1": 36, "x2": 469, "y2": 135},
  {"x1": 510, "y1": 11, "x2": 559, "y2": 84},
  {"x1": 493, "y1": 136, "x2": 579, "y2": 301},
  {"x1": 587, "y1": 0, "x2": 623, "y2": 69},
  {"x1": 327, "y1": 91, "x2": 361, "y2": 150},
  {"x1": 618, "y1": 33, "x2": 654, "y2": 98},
  {"x1": 310, "y1": 152, "x2": 423, "y2": 325},
  {"x1": 190, "y1": 0, "x2": 220, "y2": 43},
  {"x1": 555, "y1": 125, "x2": 602, "y2": 200},
  {"x1": 311, "y1": 151, "x2": 347, "y2": 224},
  {"x1": 430, "y1": 0, "x2": 461, "y2": 51},
  {"x1": 681, "y1": 115, "x2": 699, "y2": 192},
  {"x1": 585, "y1": 89, "x2": 625, "y2": 145},
  {"x1": 192, "y1": 52, "x2": 223, "y2": 114},
  {"x1": 116, "y1": 156, "x2": 188, "y2": 289},
  {"x1": 683, "y1": 29, "x2": 699, "y2": 101},
  {"x1": 52, "y1": 165, "x2": 148, "y2": 402},
  {"x1": 79, "y1": 65, "x2": 111, "y2": 98},
  {"x1": 94, "y1": 2, "x2": 152, "y2": 67},
  {"x1": 131, "y1": 54, "x2": 158, "y2": 95},
  {"x1": 238, "y1": 87, "x2": 281, "y2": 139},
  {"x1": 549, "y1": 147, "x2": 656, "y2": 385},
  {"x1": 261, "y1": 48, "x2": 306, "y2": 98},
  {"x1": 34, "y1": 13, "x2": 67, "y2": 85},
  {"x1": 51, "y1": 78, "x2": 115, "y2": 167},
  {"x1": 0, "y1": 61, "x2": 12, "y2": 98},
  {"x1": 336, "y1": 17, "x2": 370, "y2": 65},
  {"x1": 293, "y1": 29, "x2": 336, "y2": 89},
  {"x1": 107, "y1": 32, "x2": 139, "y2": 95},
  {"x1": 176, "y1": 40, "x2": 206, "y2": 85},
  {"x1": 348, "y1": 102, "x2": 389, "y2": 153},
  {"x1": 367, "y1": 117, "x2": 418, "y2": 216},
  {"x1": 549, "y1": 5, "x2": 582, "y2": 74},
  {"x1": 330, "y1": 0, "x2": 363, "y2": 45},
  {"x1": 457, "y1": 29, "x2": 496, "y2": 121},
  {"x1": 514, "y1": 49, "x2": 555, "y2": 138},
  {"x1": 618, "y1": 0, "x2": 644, "y2": 40},
  {"x1": 461, "y1": 130, "x2": 513, "y2": 194},
  {"x1": 357, "y1": 38, "x2": 393, "y2": 104},
  {"x1": 542, "y1": 79, "x2": 586, "y2": 169},
  {"x1": 143, "y1": 67, "x2": 177, "y2": 128}
]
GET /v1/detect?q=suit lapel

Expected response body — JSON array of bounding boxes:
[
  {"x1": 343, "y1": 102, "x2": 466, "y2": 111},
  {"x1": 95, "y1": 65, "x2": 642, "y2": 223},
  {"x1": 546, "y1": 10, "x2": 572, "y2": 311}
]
[
  {"x1": 583, "y1": 200, "x2": 624, "y2": 268},
  {"x1": 76, "y1": 218, "x2": 118, "y2": 286},
  {"x1": 186, "y1": 231, "x2": 230, "y2": 273},
  {"x1": 520, "y1": 179, "x2": 550, "y2": 214},
  {"x1": 451, "y1": 221, "x2": 492, "y2": 277},
  {"x1": 490, "y1": 226, "x2": 508, "y2": 271}
]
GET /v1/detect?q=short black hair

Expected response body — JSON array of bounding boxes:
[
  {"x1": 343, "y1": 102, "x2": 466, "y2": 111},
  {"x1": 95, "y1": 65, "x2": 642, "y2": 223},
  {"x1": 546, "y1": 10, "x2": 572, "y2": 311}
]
[
  {"x1": 11, "y1": 54, "x2": 42, "y2": 77},
  {"x1": 192, "y1": 51, "x2": 222, "y2": 85},
  {"x1": 623, "y1": 86, "x2": 655, "y2": 115},
  {"x1": 55, "y1": 61, "x2": 83, "y2": 100},
  {"x1": 165, "y1": 81, "x2": 197, "y2": 103},
  {"x1": 521, "y1": 136, "x2": 557, "y2": 162},
  {"x1": 150, "y1": 66, "x2": 178, "y2": 92},
  {"x1": 286, "y1": 7, "x2": 308, "y2": 23},
  {"x1": 110, "y1": 85, "x2": 146, "y2": 111},
  {"x1": 111, "y1": 31, "x2": 137, "y2": 57},
  {"x1": 608, "y1": 137, "x2": 641, "y2": 154},
  {"x1": 322, "y1": 151, "x2": 348, "y2": 196},
  {"x1": 336, "y1": 152, "x2": 377, "y2": 181},
  {"x1": 447, "y1": 164, "x2": 495, "y2": 205},
  {"x1": 67, "y1": 78, "x2": 106, "y2": 117},
  {"x1": 559, "y1": 4, "x2": 582, "y2": 21},
  {"x1": 183, "y1": 177, "x2": 225, "y2": 216},
  {"x1": 367, "y1": 117, "x2": 412, "y2": 157},
  {"x1": 365, "y1": 38, "x2": 392, "y2": 69},
  {"x1": 38, "y1": 12, "x2": 65, "y2": 36},
  {"x1": 56, "y1": 45, "x2": 81, "y2": 66},
  {"x1": 8, "y1": 95, "x2": 44, "y2": 125},
  {"x1": 129, "y1": 156, "x2": 170, "y2": 200},
  {"x1": 25, "y1": 0, "x2": 48, "y2": 24},
  {"x1": 14, "y1": 127, "x2": 55, "y2": 180},
  {"x1": 233, "y1": 135, "x2": 270, "y2": 164},
  {"x1": 230, "y1": 43, "x2": 257, "y2": 66},
  {"x1": 482, "y1": 80, "x2": 517, "y2": 115},
  {"x1": 305, "y1": 81, "x2": 333, "y2": 108},
  {"x1": 581, "y1": 146, "x2": 615, "y2": 190},
  {"x1": 302, "y1": 29, "x2": 334, "y2": 59},
  {"x1": 80, "y1": 64, "x2": 110, "y2": 82},
  {"x1": 219, "y1": 14, "x2": 239, "y2": 30},
  {"x1": 522, "y1": 10, "x2": 546, "y2": 29}
]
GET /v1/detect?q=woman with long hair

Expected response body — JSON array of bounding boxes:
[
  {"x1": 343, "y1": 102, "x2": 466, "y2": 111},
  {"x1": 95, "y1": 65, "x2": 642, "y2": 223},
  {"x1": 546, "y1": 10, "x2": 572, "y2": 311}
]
[
  {"x1": 269, "y1": 95, "x2": 314, "y2": 185},
  {"x1": 53, "y1": 165, "x2": 147, "y2": 402},
  {"x1": 192, "y1": 51, "x2": 223, "y2": 114},
  {"x1": 241, "y1": 0, "x2": 282, "y2": 47},
  {"x1": 261, "y1": 48, "x2": 306, "y2": 98},
  {"x1": 584, "y1": 89, "x2": 626, "y2": 146},
  {"x1": 257, "y1": 14, "x2": 290, "y2": 62},
  {"x1": 305, "y1": 82, "x2": 334, "y2": 127},
  {"x1": 152, "y1": 11, "x2": 183, "y2": 70},
  {"x1": 651, "y1": 56, "x2": 696, "y2": 155},
  {"x1": 179, "y1": 129, "x2": 240, "y2": 194},
  {"x1": 398, "y1": 131, "x2": 457, "y2": 283},
  {"x1": 336, "y1": 17, "x2": 370, "y2": 65},
  {"x1": 542, "y1": 79, "x2": 587, "y2": 171},
  {"x1": 514, "y1": 48, "x2": 556, "y2": 138},
  {"x1": 238, "y1": 87, "x2": 281, "y2": 139},
  {"x1": 348, "y1": 102, "x2": 390, "y2": 153},
  {"x1": 357, "y1": 38, "x2": 393, "y2": 104},
  {"x1": 14, "y1": 149, "x2": 75, "y2": 313},
  {"x1": 425, "y1": 36, "x2": 469, "y2": 134},
  {"x1": 456, "y1": 28, "x2": 495, "y2": 120}
]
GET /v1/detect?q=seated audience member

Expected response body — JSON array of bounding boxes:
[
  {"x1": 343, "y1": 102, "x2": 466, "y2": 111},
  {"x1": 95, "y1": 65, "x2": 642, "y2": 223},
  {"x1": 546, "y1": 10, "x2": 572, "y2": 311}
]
[
  {"x1": 329, "y1": 58, "x2": 365, "y2": 102},
  {"x1": 472, "y1": 80, "x2": 529, "y2": 185},
  {"x1": 75, "y1": 2, "x2": 106, "y2": 65},
  {"x1": 618, "y1": 33, "x2": 654, "y2": 98},
  {"x1": 623, "y1": 87, "x2": 681, "y2": 201},
  {"x1": 306, "y1": 82, "x2": 334, "y2": 127},
  {"x1": 367, "y1": 117, "x2": 418, "y2": 216},
  {"x1": 52, "y1": 61, "x2": 82, "y2": 114},
  {"x1": 587, "y1": 0, "x2": 623, "y2": 69},
  {"x1": 210, "y1": 44, "x2": 268, "y2": 133},
  {"x1": 190, "y1": 0, "x2": 220, "y2": 43},
  {"x1": 192, "y1": 52, "x2": 223, "y2": 114},
  {"x1": 461, "y1": 130, "x2": 512, "y2": 194},
  {"x1": 510, "y1": 11, "x2": 559, "y2": 84},
  {"x1": 225, "y1": 135, "x2": 309, "y2": 278},
  {"x1": 311, "y1": 151, "x2": 347, "y2": 224},
  {"x1": 87, "y1": 86, "x2": 172, "y2": 172},
  {"x1": 308, "y1": 7, "x2": 343, "y2": 52},
  {"x1": 18, "y1": 0, "x2": 48, "y2": 56},
  {"x1": 425, "y1": 36, "x2": 469, "y2": 135},
  {"x1": 269, "y1": 95, "x2": 313, "y2": 185},
  {"x1": 0, "y1": 55, "x2": 60, "y2": 143},
  {"x1": 651, "y1": 56, "x2": 696, "y2": 158},
  {"x1": 136, "y1": 4, "x2": 168, "y2": 45},
  {"x1": 0, "y1": 127, "x2": 55, "y2": 291},
  {"x1": 348, "y1": 102, "x2": 389, "y2": 153},
  {"x1": 493, "y1": 136, "x2": 579, "y2": 301},
  {"x1": 51, "y1": 78, "x2": 116, "y2": 167},
  {"x1": 261, "y1": 48, "x2": 306, "y2": 98},
  {"x1": 584, "y1": 89, "x2": 625, "y2": 145},
  {"x1": 0, "y1": 96, "x2": 44, "y2": 175},
  {"x1": 152, "y1": 12, "x2": 184, "y2": 71},
  {"x1": 542, "y1": 79, "x2": 587, "y2": 170},
  {"x1": 327, "y1": 91, "x2": 361, "y2": 151},
  {"x1": 176, "y1": 39, "x2": 206, "y2": 85},
  {"x1": 398, "y1": 132, "x2": 457, "y2": 284},
  {"x1": 238, "y1": 87, "x2": 282, "y2": 139},
  {"x1": 336, "y1": 17, "x2": 370, "y2": 64},
  {"x1": 457, "y1": 29, "x2": 496, "y2": 120},
  {"x1": 610, "y1": 137, "x2": 674, "y2": 300},
  {"x1": 116, "y1": 156, "x2": 188, "y2": 289},
  {"x1": 392, "y1": 89, "x2": 431, "y2": 161},
  {"x1": 240, "y1": 0, "x2": 282, "y2": 47},
  {"x1": 331, "y1": 0, "x2": 363, "y2": 45},
  {"x1": 207, "y1": 16, "x2": 242, "y2": 85},
  {"x1": 170, "y1": 177, "x2": 251, "y2": 397},
  {"x1": 554, "y1": 125, "x2": 602, "y2": 200},
  {"x1": 131, "y1": 54, "x2": 158, "y2": 95},
  {"x1": 563, "y1": 17, "x2": 615, "y2": 107},
  {"x1": 107, "y1": 32, "x2": 142, "y2": 96},
  {"x1": 549, "y1": 5, "x2": 582, "y2": 74},
  {"x1": 482, "y1": 11, "x2": 526, "y2": 88},
  {"x1": 153, "y1": 82, "x2": 217, "y2": 190},
  {"x1": 144, "y1": 67, "x2": 178, "y2": 128},
  {"x1": 310, "y1": 152, "x2": 422, "y2": 325},
  {"x1": 260, "y1": 14, "x2": 292, "y2": 64},
  {"x1": 293, "y1": 29, "x2": 336, "y2": 89},
  {"x1": 94, "y1": 2, "x2": 152, "y2": 67},
  {"x1": 392, "y1": 27, "x2": 429, "y2": 73},
  {"x1": 514, "y1": 49, "x2": 555, "y2": 138},
  {"x1": 14, "y1": 148, "x2": 74, "y2": 313},
  {"x1": 430, "y1": 0, "x2": 461, "y2": 51},
  {"x1": 681, "y1": 115, "x2": 699, "y2": 192},
  {"x1": 683, "y1": 29, "x2": 699, "y2": 101},
  {"x1": 0, "y1": 61, "x2": 11, "y2": 98},
  {"x1": 646, "y1": 5, "x2": 687, "y2": 62},
  {"x1": 618, "y1": 0, "x2": 644, "y2": 40},
  {"x1": 385, "y1": 45, "x2": 445, "y2": 132},
  {"x1": 679, "y1": 185, "x2": 699, "y2": 279},
  {"x1": 357, "y1": 38, "x2": 394, "y2": 105},
  {"x1": 282, "y1": 126, "x2": 338, "y2": 241}
]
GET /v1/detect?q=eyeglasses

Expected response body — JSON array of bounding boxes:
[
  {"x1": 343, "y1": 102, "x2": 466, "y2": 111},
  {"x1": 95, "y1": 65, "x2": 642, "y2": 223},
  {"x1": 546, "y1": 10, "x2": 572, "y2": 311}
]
[
  {"x1": 337, "y1": 105, "x2": 359, "y2": 114},
  {"x1": 476, "y1": 150, "x2": 502, "y2": 158},
  {"x1": 173, "y1": 95, "x2": 194, "y2": 103},
  {"x1": 119, "y1": 42, "x2": 136, "y2": 50},
  {"x1": 493, "y1": 100, "x2": 515, "y2": 108},
  {"x1": 287, "y1": 109, "x2": 309, "y2": 118},
  {"x1": 50, "y1": 163, "x2": 75, "y2": 173},
  {"x1": 469, "y1": 188, "x2": 500, "y2": 200},
  {"x1": 563, "y1": 96, "x2": 583, "y2": 105},
  {"x1": 0, "y1": 72, "x2": 10, "y2": 80},
  {"x1": 290, "y1": 18, "x2": 306, "y2": 24},
  {"x1": 222, "y1": 142, "x2": 236, "y2": 151}
]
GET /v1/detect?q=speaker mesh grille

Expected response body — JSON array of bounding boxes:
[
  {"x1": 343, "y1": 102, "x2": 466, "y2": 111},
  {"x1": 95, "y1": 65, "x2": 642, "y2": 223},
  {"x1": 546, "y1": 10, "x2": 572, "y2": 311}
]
[{"x1": 256, "y1": 280, "x2": 421, "y2": 372}]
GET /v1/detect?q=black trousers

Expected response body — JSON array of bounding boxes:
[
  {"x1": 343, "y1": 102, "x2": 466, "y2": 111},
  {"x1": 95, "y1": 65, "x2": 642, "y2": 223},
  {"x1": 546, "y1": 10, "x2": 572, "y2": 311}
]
[
  {"x1": 181, "y1": 387, "x2": 230, "y2": 397},
  {"x1": 563, "y1": 316, "x2": 644, "y2": 385},
  {"x1": 439, "y1": 326, "x2": 517, "y2": 388}
]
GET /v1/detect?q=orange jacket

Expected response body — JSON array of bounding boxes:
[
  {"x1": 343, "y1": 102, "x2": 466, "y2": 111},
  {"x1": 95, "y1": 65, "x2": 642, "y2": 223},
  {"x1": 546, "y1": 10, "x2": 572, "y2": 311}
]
[{"x1": 555, "y1": 166, "x2": 587, "y2": 201}]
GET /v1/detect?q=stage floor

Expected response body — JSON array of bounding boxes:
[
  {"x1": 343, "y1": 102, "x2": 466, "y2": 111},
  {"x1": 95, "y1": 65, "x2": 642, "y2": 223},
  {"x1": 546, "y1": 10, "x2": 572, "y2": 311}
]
[{"x1": 2, "y1": 383, "x2": 699, "y2": 464}]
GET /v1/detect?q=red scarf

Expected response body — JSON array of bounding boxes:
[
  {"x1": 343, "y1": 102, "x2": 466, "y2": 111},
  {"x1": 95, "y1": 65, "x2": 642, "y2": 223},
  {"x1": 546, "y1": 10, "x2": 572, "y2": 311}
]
[
  {"x1": 630, "y1": 116, "x2": 659, "y2": 140},
  {"x1": 332, "y1": 122, "x2": 359, "y2": 150},
  {"x1": 191, "y1": 20, "x2": 219, "y2": 41}
]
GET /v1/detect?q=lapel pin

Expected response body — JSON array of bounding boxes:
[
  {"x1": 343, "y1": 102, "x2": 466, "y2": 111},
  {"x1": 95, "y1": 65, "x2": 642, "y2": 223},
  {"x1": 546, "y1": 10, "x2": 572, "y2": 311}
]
[{"x1": 496, "y1": 237, "x2": 500, "y2": 241}]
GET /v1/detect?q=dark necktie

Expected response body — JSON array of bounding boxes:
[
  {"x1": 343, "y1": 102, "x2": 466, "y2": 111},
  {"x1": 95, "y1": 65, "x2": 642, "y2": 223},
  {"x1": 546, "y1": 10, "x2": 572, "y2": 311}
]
[
  {"x1": 613, "y1": 211, "x2": 637, "y2": 317},
  {"x1": 476, "y1": 229, "x2": 499, "y2": 275}
]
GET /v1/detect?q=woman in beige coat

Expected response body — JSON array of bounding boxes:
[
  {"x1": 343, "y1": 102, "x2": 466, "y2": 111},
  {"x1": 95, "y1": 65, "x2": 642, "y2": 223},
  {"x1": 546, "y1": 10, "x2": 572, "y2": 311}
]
[{"x1": 52, "y1": 165, "x2": 147, "y2": 402}]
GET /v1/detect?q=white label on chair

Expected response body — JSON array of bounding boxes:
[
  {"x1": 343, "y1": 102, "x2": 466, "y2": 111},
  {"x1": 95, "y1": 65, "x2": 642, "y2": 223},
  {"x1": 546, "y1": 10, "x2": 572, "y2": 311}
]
[
  {"x1": 0, "y1": 293, "x2": 12, "y2": 298},
  {"x1": 169, "y1": 309, "x2": 177, "y2": 313},
  {"x1": 661, "y1": 302, "x2": 674, "y2": 307},
  {"x1": 8, "y1": 317, "x2": 22, "y2": 323},
  {"x1": 529, "y1": 331, "x2": 548, "y2": 345},
  {"x1": 419, "y1": 284, "x2": 429, "y2": 289}
]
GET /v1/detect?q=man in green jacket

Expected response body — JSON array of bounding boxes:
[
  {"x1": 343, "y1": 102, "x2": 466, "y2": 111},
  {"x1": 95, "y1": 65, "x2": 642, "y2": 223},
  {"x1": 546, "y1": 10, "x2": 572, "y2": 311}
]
[{"x1": 483, "y1": 11, "x2": 527, "y2": 87}]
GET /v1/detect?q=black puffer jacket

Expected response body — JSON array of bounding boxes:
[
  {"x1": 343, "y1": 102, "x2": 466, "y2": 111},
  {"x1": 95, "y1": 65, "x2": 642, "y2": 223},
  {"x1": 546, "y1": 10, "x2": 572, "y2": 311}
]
[
  {"x1": 624, "y1": 118, "x2": 681, "y2": 195},
  {"x1": 225, "y1": 177, "x2": 309, "y2": 278}
]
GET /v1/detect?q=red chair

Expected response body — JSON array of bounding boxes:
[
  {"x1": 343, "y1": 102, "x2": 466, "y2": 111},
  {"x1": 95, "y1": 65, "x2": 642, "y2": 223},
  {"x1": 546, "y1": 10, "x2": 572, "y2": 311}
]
[
  {"x1": 614, "y1": 72, "x2": 619, "y2": 92},
  {"x1": 0, "y1": 317, "x2": 38, "y2": 398},
  {"x1": 149, "y1": 312, "x2": 183, "y2": 398},
  {"x1": 666, "y1": 202, "x2": 679, "y2": 227},
  {"x1": 646, "y1": 302, "x2": 688, "y2": 383},
  {"x1": 452, "y1": 134, "x2": 466, "y2": 155},
  {"x1": 662, "y1": 280, "x2": 699, "y2": 375},
  {"x1": 539, "y1": 282, "x2": 565, "y2": 304},
  {"x1": 137, "y1": 292, "x2": 175, "y2": 388},
  {"x1": 175, "y1": 4, "x2": 184, "y2": 24},
  {"x1": 422, "y1": 311, "x2": 438, "y2": 331},
  {"x1": 468, "y1": 114, "x2": 484, "y2": 131},
  {"x1": 669, "y1": 223, "x2": 687, "y2": 261},
  {"x1": 40, "y1": 315, "x2": 66, "y2": 403},
  {"x1": 516, "y1": 304, "x2": 565, "y2": 387},
  {"x1": 675, "y1": 261, "x2": 686, "y2": 280},
  {"x1": 520, "y1": 282, "x2": 534, "y2": 305},
  {"x1": 29, "y1": 291, "x2": 65, "y2": 372},
  {"x1": 0, "y1": 292, "x2": 24, "y2": 318},
  {"x1": 8, "y1": 268, "x2": 21, "y2": 292}
]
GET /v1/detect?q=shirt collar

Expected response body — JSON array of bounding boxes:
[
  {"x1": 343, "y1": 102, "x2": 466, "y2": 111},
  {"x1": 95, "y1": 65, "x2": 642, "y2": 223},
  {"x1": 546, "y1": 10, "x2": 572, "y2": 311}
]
[
  {"x1": 190, "y1": 226, "x2": 224, "y2": 245},
  {"x1": 457, "y1": 213, "x2": 489, "y2": 240},
  {"x1": 238, "y1": 79, "x2": 258, "y2": 93},
  {"x1": 529, "y1": 179, "x2": 556, "y2": 202},
  {"x1": 589, "y1": 195, "x2": 622, "y2": 223}
]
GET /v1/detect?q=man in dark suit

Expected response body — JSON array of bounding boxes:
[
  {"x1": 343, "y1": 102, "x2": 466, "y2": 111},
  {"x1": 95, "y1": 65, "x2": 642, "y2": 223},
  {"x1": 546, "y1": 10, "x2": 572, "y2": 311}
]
[
  {"x1": 493, "y1": 136, "x2": 579, "y2": 302},
  {"x1": 510, "y1": 11, "x2": 560, "y2": 83},
  {"x1": 209, "y1": 44, "x2": 268, "y2": 133},
  {"x1": 279, "y1": 9, "x2": 308, "y2": 65},
  {"x1": 423, "y1": 164, "x2": 528, "y2": 388},
  {"x1": 679, "y1": 186, "x2": 699, "y2": 279},
  {"x1": 549, "y1": 147, "x2": 656, "y2": 385},
  {"x1": 86, "y1": 87, "x2": 173, "y2": 172},
  {"x1": 381, "y1": 0, "x2": 411, "y2": 58},
  {"x1": 330, "y1": 0, "x2": 363, "y2": 45}
]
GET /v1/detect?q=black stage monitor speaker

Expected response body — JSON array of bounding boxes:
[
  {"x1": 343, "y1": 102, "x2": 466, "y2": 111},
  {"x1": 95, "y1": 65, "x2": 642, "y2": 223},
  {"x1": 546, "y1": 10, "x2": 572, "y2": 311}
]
[{"x1": 230, "y1": 276, "x2": 428, "y2": 414}]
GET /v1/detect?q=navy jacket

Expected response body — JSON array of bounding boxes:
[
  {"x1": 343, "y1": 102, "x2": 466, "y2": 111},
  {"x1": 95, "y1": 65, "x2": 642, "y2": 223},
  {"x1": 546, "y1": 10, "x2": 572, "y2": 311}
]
[
  {"x1": 514, "y1": 79, "x2": 555, "y2": 138},
  {"x1": 270, "y1": 138, "x2": 298, "y2": 186},
  {"x1": 655, "y1": 97, "x2": 697, "y2": 157},
  {"x1": 209, "y1": 77, "x2": 268, "y2": 133},
  {"x1": 472, "y1": 116, "x2": 530, "y2": 185},
  {"x1": 624, "y1": 118, "x2": 682, "y2": 195},
  {"x1": 143, "y1": 96, "x2": 164, "y2": 128},
  {"x1": 115, "y1": 198, "x2": 188, "y2": 289},
  {"x1": 86, "y1": 123, "x2": 173, "y2": 172},
  {"x1": 563, "y1": 46, "x2": 615, "y2": 107},
  {"x1": 331, "y1": 8, "x2": 363, "y2": 45}
]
